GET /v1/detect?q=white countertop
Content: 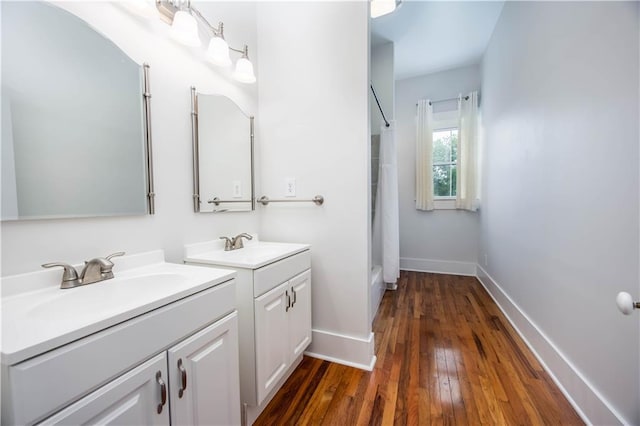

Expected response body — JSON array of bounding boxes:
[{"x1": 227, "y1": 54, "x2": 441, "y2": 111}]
[
  {"x1": 1, "y1": 250, "x2": 235, "y2": 365},
  {"x1": 184, "y1": 236, "x2": 310, "y2": 269}
]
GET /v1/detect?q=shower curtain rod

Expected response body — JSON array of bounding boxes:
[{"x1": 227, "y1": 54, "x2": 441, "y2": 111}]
[{"x1": 370, "y1": 84, "x2": 390, "y2": 128}]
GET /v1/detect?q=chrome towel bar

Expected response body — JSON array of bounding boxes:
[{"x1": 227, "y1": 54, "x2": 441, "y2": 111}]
[
  {"x1": 208, "y1": 198, "x2": 253, "y2": 206},
  {"x1": 257, "y1": 195, "x2": 324, "y2": 206}
]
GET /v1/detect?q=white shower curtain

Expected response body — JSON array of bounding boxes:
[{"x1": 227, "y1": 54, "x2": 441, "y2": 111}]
[
  {"x1": 455, "y1": 91, "x2": 479, "y2": 211},
  {"x1": 376, "y1": 122, "x2": 399, "y2": 284},
  {"x1": 416, "y1": 99, "x2": 434, "y2": 211}
]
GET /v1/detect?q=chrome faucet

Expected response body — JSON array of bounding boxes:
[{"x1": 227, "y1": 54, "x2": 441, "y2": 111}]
[
  {"x1": 232, "y1": 233, "x2": 253, "y2": 250},
  {"x1": 219, "y1": 236, "x2": 234, "y2": 251},
  {"x1": 42, "y1": 252, "x2": 125, "y2": 289},
  {"x1": 219, "y1": 233, "x2": 253, "y2": 251}
]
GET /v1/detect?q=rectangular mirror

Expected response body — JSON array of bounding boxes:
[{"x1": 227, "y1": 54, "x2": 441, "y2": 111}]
[
  {"x1": 1, "y1": 1, "x2": 154, "y2": 221},
  {"x1": 191, "y1": 88, "x2": 255, "y2": 212}
]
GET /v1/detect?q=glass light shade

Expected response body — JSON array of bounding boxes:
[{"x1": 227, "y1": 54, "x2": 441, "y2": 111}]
[
  {"x1": 207, "y1": 37, "x2": 232, "y2": 67},
  {"x1": 370, "y1": 0, "x2": 396, "y2": 18},
  {"x1": 171, "y1": 10, "x2": 200, "y2": 47},
  {"x1": 122, "y1": 0, "x2": 158, "y2": 19},
  {"x1": 233, "y1": 57, "x2": 256, "y2": 84}
]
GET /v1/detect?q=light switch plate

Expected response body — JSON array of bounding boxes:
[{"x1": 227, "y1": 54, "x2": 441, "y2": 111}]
[
  {"x1": 233, "y1": 181, "x2": 242, "y2": 198},
  {"x1": 285, "y1": 178, "x2": 296, "y2": 197}
]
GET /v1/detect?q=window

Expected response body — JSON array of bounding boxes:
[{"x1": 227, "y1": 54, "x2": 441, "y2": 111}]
[{"x1": 432, "y1": 128, "x2": 458, "y2": 198}]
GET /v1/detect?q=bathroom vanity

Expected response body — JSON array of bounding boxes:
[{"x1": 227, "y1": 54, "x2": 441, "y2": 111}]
[
  {"x1": 1, "y1": 250, "x2": 241, "y2": 425},
  {"x1": 184, "y1": 237, "x2": 312, "y2": 425}
]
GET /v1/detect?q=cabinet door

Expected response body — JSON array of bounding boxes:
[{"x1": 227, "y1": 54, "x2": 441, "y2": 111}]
[
  {"x1": 288, "y1": 269, "x2": 312, "y2": 361},
  {"x1": 167, "y1": 311, "x2": 241, "y2": 426},
  {"x1": 38, "y1": 354, "x2": 170, "y2": 426},
  {"x1": 254, "y1": 281, "x2": 290, "y2": 405}
]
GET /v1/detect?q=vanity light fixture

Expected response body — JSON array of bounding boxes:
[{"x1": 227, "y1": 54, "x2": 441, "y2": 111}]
[{"x1": 156, "y1": 0, "x2": 256, "y2": 83}]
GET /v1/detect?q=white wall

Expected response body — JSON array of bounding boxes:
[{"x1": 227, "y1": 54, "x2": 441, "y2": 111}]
[
  {"x1": 480, "y1": 2, "x2": 639, "y2": 424},
  {"x1": 1, "y1": 2, "x2": 260, "y2": 275},
  {"x1": 370, "y1": 42, "x2": 394, "y2": 135},
  {"x1": 256, "y1": 2, "x2": 374, "y2": 369},
  {"x1": 396, "y1": 65, "x2": 480, "y2": 275}
]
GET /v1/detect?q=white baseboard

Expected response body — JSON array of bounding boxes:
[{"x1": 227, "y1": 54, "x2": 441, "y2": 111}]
[
  {"x1": 305, "y1": 329, "x2": 376, "y2": 371},
  {"x1": 476, "y1": 265, "x2": 626, "y2": 426},
  {"x1": 400, "y1": 257, "x2": 476, "y2": 276}
]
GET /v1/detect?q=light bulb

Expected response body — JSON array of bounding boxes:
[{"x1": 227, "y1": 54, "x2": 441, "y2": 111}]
[
  {"x1": 207, "y1": 36, "x2": 232, "y2": 67},
  {"x1": 122, "y1": 0, "x2": 158, "y2": 19},
  {"x1": 370, "y1": 0, "x2": 396, "y2": 18},
  {"x1": 171, "y1": 10, "x2": 200, "y2": 47},
  {"x1": 233, "y1": 57, "x2": 256, "y2": 84}
]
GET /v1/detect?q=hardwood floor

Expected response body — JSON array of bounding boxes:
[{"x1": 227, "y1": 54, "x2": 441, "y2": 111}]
[{"x1": 255, "y1": 271, "x2": 584, "y2": 425}]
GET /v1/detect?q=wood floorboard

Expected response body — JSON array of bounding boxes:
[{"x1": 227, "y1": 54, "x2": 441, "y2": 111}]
[{"x1": 254, "y1": 272, "x2": 584, "y2": 425}]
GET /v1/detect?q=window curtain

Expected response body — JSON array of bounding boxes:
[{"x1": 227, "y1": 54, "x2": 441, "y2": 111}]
[
  {"x1": 416, "y1": 99, "x2": 434, "y2": 211},
  {"x1": 455, "y1": 91, "x2": 479, "y2": 211}
]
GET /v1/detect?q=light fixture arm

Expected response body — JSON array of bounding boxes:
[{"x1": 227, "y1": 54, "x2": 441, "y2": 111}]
[
  {"x1": 189, "y1": 6, "x2": 249, "y2": 59},
  {"x1": 230, "y1": 45, "x2": 249, "y2": 57},
  {"x1": 189, "y1": 6, "x2": 223, "y2": 38}
]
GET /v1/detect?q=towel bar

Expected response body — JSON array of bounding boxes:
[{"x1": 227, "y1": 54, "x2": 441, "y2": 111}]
[{"x1": 257, "y1": 195, "x2": 324, "y2": 206}]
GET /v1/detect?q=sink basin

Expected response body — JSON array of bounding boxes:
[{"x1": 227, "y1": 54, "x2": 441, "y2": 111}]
[
  {"x1": 184, "y1": 239, "x2": 311, "y2": 269},
  {"x1": 1, "y1": 250, "x2": 236, "y2": 365},
  {"x1": 27, "y1": 273, "x2": 187, "y2": 318}
]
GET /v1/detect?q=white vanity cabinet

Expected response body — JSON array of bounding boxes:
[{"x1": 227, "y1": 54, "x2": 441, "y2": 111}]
[
  {"x1": 183, "y1": 239, "x2": 312, "y2": 424},
  {"x1": 38, "y1": 313, "x2": 240, "y2": 426},
  {"x1": 1, "y1": 251, "x2": 241, "y2": 426},
  {"x1": 254, "y1": 269, "x2": 312, "y2": 404}
]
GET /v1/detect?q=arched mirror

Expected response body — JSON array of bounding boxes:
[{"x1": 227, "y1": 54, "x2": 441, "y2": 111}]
[
  {"x1": 1, "y1": 1, "x2": 155, "y2": 221},
  {"x1": 191, "y1": 88, "x2": 255, "y2": 212}
]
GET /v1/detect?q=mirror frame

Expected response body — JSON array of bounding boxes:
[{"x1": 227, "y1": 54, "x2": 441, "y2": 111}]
[
  {"x1": 190, "y1": 87, "x2": 255, "y2": 213},
  {"x1": 143, "y1": 64, "x2": 156, "y2": 215}
]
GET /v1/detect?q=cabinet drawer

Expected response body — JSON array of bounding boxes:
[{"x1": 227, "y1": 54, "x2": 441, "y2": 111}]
[
  {"x1": 253, "y1": 251, "x2": 311, "y2": 297},
  {"x1": 5, "y1": 279, "x2": 235, "y2": 426}
]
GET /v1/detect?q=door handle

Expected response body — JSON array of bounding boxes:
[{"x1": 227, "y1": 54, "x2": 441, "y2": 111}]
[
  {"x1": 292, "y1": 287, "x2": 297, "y2": 307},
  {"x1": 178, "y1": 358, "x2": 188, "y2": 398},
  {"x1": 156, "y1": 371, "x2": 167, "y2": 414},
  {"x1": 616, "y1": 292, "x2": 640, "y2": 315},
  {"x1": 286, "y1": 290, "x2": 290, "y2": 312}
]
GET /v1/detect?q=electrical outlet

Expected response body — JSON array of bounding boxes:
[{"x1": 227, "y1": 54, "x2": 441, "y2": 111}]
[
  {"x1": 285, "y1": 178, "x2": 296, "y2": 197},
  {"x1": 232, "y1": 181, "x2": 242, "y2": 198}
]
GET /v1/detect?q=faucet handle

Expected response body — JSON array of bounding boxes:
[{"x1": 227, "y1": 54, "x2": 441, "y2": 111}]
[
  {"x1": 232, "y1": 233, "x2": 253, "y2": 249},
  {"x1": 106, "y1": 252, "x2": 125, "y2": 261},
  {"x1": 42, "y1": 262, "x2": 80, "y2": 287},
  {"x1": 220, "y1": 237, "x2": 233, "y2": 251}
]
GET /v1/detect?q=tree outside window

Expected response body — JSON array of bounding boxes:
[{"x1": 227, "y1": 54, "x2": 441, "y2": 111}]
[{"x1": 432, "y1": 128, "x2": 458, "y2": 197}]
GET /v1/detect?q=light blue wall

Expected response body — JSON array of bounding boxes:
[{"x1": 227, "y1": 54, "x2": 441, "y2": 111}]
[{"x1": 480, "y1": 2, "x2": 639, "y2": 423}]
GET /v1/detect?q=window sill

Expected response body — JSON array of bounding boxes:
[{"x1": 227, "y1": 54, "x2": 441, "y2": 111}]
[{"x1": 434, "y1": 198, "x2": 456, "y2": 210}]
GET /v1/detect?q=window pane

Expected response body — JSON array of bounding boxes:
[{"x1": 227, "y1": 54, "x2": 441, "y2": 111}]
[
  {"x1": 433, "y1": 164, "x2": 457, "y2": 197},
  {"x1": 433, "y1": 165, "x2": 451, "y2": 197},
  {"x1": 451, "y1": 130, "x2": 458, "y2": 162},
  {"x1": 432, "y1": 130, "x2": 451, "y2": 163}
]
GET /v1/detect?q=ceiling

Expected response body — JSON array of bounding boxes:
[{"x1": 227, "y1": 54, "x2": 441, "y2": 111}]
[{"x1": 371, "y1": 1, "x2": 505, "y2": 80}]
